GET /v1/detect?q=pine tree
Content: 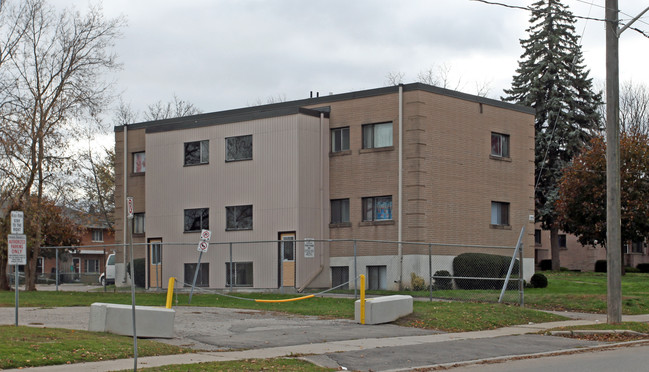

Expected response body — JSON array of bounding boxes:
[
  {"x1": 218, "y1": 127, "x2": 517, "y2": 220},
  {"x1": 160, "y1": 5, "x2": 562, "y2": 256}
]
[{"x1": 503, "y1": 0, "x2": 602, "y2": 271}]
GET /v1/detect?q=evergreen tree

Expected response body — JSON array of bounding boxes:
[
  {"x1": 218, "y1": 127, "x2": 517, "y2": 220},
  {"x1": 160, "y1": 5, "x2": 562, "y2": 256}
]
[{"x1": 503, "y1": 0, "x2": 602, "y2": 271}]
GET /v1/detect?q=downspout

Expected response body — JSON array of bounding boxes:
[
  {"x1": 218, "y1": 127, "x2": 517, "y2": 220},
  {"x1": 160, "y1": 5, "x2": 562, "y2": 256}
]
[
  {"x1": 398, "y1": 85, "x2": 404, "y2": 290},
  {"x1": 298, "y1": 112, "x2": 326, "y2": 292},
  {"x1": 123, "y1": 124, "x2": 128, "y2": 283}
]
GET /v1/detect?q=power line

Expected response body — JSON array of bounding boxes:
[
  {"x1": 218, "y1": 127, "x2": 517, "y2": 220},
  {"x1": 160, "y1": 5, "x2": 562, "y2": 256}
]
[{"x1": 470, "y1": 0, "x2": 649, "y2": 39}]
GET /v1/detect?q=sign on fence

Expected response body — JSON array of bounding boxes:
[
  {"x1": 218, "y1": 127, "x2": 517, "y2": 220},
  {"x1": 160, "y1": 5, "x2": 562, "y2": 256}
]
[
  {"x1": 304, "y1": 238, "x2": 315, "y2": 258},
  {"x1": 8, "y1": 234, "x2": 27, "y2": 265}
]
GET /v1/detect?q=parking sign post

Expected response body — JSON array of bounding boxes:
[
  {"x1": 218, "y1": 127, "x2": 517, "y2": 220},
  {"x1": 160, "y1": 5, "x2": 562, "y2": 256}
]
[
  {"x1": 9, "y1": 211, "x2": 25, "y2": 327},
  {"x1": 189, "y1": 230, "x2": 211, "y2": 304}
]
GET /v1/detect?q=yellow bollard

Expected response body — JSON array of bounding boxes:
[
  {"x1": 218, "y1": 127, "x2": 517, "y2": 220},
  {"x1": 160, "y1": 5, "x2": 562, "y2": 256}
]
[
  {"x1": 166, "y1": 277, "x2": 175, "y2": 309},
  {"x1": 360, "y1": 274, "x2": 366, "y2": 325}
]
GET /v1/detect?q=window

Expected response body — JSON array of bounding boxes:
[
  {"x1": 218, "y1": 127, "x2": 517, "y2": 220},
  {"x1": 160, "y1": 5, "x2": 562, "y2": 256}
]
[
  {"x1": 133, "y1": 213, "x2": 145, "y2": 234},
  {"x1": 226, "y1": 205, "x2": 252, "y2": 230},
  {"x1": 91, "y1": 229, "x2": 104, "y2": 242},
  {"x1": 363, "y1": 122, "x2": 393, "y2": 149},
  {"x1": 534, "y1": 229, "x2": 541, "y2": 245},
  {"x1": 331, "y1": 127, "x2": 350, "y2": 153},
  {"x1": 281, "y1": 236, "x2": 295, "y2": 261},
  {"x1": 184, "y1": 140, "x2": 209, "y2": 165},
  {"x1": 184, "y1": 263, "x2": 209, "y2": 287},
  {"x1": 559, "y1": 234, "x2": 567, "y2": 249},
  {"x1": 367, "y1": 265, "x2": 387, "y2": 290},
  {"x1": 184, "y1": 208, "x2": 209, "y2": 232},
  {"x1": 37, "y1": 257, "x2": 43, "y2": 274},
  {"x1": 133, "y1": 151, "x2": 146, "y2": 173},
  {"x1": 330, "y1": 199, "x2": 350, "y2": 224},
  {"x1": 151, "y1": 243, "x2": 161, "y2": 265},
  {"x1": 226, "y1": 262, "x2": 253, "y2": 287},
  {"x1": 625, "y1": 241, "x2": 644, "y2": 254},
  {"x1": 491, "y1": 132, "x2": 510, "y2": 158},
  {"x1": 362, "y1": 196, "x2": 392, "y2": 221},
  {"x1": 225, "y1": 135, "x2": 253, "y2": 161},
  {"x1": 490, "y1": 201, "x2": 509, "y2": 226},
  {"x1": 85, "y1": 259, "x2": 99, "y2": 273},
  {"x1": 331, "y1": 266, "x2": 349, "y2": 290}
]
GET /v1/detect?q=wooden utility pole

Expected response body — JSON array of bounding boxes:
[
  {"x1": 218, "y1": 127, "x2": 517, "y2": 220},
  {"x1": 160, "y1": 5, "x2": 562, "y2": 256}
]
[{"x1": 605, "y1": 0, "x2": 622, "y2": 324}]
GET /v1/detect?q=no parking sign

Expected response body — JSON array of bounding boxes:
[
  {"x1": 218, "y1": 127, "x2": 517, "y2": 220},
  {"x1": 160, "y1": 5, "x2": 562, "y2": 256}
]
[
  {"x1": 197, "y1": 241, "x2": 209, "y2": 253},
  {"x1": 200, "y1": 229, "x2": 211, "y2": 241}
]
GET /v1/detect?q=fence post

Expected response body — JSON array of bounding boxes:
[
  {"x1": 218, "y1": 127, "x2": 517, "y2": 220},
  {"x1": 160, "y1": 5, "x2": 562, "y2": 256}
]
[
  {"x1": 354, "y1": 240, "x2": 358, "y2": 300},
  {"x1": 55, "y1": 248, "x2": 59, "y2": 291},
  {"x1": 229, "y1": 242, "x2": 233, "y2": 293},
  {"x1": 519, "y1": 243, "x2": 524, "y2": 307},
  {"x1": 429, "y1": 243, "x2": 432, "y2": 302}
]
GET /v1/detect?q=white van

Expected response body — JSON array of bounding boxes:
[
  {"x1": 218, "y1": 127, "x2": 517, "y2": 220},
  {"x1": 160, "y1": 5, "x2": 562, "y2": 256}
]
[{"x1": 98, "y1": 253, "x2": 116, "y2": 286}]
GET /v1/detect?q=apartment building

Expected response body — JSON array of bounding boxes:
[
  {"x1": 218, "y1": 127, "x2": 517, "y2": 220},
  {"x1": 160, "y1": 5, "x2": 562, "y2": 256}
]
[{"x1": 114, "y1": 83, "x2": 535, "y2": 290}]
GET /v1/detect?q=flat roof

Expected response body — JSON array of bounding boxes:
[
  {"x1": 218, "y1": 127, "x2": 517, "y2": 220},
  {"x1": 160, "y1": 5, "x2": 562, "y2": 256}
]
[{"x1": 115, "y1": 82, "x2": 534, "y2": 134}]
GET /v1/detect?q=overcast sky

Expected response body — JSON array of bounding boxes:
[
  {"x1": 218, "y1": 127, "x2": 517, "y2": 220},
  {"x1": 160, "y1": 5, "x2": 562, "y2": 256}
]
[{"x1": 58, "y1": 0, "x2": 649, "y2": 123}]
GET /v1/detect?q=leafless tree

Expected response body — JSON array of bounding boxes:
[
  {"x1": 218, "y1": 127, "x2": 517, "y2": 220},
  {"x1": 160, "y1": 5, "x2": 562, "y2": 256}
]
[
  {"x1": 620, "y1": 81, "x2": 649, "y2": 135},
  {"x1": 385, "y1": 71, "x2": 405, "y2": 86},
  {"x1": 0, "y1": 0, "x2": 125, "y2": 290},
  {"x1": 143, "y1": 94, "x2": 201, "y2": 121}
]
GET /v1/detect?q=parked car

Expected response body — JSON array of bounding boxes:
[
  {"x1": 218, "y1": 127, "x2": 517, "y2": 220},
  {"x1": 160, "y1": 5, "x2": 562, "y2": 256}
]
[{"x1": 98, "y1": 253, "x2": 116, "y2": 286}]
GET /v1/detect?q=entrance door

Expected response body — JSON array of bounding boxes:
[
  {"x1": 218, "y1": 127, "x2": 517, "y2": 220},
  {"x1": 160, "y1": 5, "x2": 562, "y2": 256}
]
[
  {"x1": 279, "y1": 232, "x2": 296, "y2": 288},
  {"x1": 149, "y1": 238, "x2": 162, "y2": 289}
]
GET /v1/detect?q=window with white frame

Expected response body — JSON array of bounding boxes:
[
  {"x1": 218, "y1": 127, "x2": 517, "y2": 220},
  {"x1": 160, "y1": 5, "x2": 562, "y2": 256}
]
[
  {"x1": 184, "y1": 208, "x2": 209, "y2": 232},
  {"x1": 226, "y1": 205, "x2": 253, "y2": 230},
  {"x1": 133, "y1": 151, "x2": 146, "y2": 173},
  {"x1": 362, "y1": 196, "x2": 392, "y2": 221},
  {"x1": 225, "y1": 135, "x2": 252, "y2": 162},
  {"x1": 490, "y1": 201, "x2": 510, "y2": 226},
  {"x1": 330, "y1": 198, "x2": 350, "y2": 224},
  {"x1": 184, "y1": 140, "x2": 209, "y2": 165},
  {"x1": 491, "y1": 132, "x2": 510, "y2": 158},
  {"x1": 362, "y1": 122, "x2": 393, "y2": 149},
  {"x1": 91, "y1": 229, "x2": 104, "y2": 242},
  {"x1": 133, "y1": 213, "x2": 145, "y2": 234},
  {"x1": 331, "y1": 127, "x2": 350, "y2": 153}
]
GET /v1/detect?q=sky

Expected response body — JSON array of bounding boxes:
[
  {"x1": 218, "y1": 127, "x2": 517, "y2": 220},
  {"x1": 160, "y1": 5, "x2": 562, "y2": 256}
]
[{"x1": 54, "y1": 0, "x2": 649, "y2": 125}]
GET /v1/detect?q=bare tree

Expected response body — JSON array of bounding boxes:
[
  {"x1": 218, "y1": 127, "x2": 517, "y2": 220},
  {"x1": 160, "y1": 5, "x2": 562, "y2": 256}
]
[
  {"x1": 385, "y1": 71, "x2": 405, "y2": 86},
  {"x1": 143, "y1": 94, "x2": 201, "y2": 121},
  {"x1": 620, "y1": 81, "x2": 649, "y2": 135},
  {"x1": 0, "y1": 0, "x2": 125, "y2": 290}
]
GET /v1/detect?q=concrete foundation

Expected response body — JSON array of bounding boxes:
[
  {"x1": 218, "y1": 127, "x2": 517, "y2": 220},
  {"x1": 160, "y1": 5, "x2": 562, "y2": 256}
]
[
  {"x1": 355, "y1": 295, "x2": 413, "y2": 325},
  {"x1": 89, "y1": 302, "x2": 175, "y2": 338}
]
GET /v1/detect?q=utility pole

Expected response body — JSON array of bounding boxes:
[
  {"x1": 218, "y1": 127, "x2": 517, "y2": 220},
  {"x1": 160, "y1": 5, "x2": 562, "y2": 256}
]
[
  {"x1": 605, "y1": 0, "x2": 621, "y2": 324},
  {"x1": 605, "y1": 1, "x2": 649, "y2": 324}
]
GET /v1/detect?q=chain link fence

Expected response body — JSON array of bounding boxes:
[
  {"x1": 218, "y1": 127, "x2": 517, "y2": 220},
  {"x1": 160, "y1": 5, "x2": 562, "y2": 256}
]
[{"x1": 34, "y1": 233, "x2": 525, "y2": 304}]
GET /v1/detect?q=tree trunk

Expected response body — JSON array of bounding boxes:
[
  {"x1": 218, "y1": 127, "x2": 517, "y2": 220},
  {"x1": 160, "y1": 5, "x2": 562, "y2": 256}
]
[
  {"x1": 0, "y1": 256, "x2": 10, "y2": 290},
  {"x1": 25, "y1": 222, "x2": 42, "y2": 291},
  {"x1": 550, "y1": 226, "x2": 561, "y2": 271}
]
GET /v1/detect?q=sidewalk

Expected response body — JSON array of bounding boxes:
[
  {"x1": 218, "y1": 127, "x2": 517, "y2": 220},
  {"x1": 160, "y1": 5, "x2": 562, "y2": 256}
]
[{"x1": 6, "y1": 314, "x2": 649, "y2": 372}]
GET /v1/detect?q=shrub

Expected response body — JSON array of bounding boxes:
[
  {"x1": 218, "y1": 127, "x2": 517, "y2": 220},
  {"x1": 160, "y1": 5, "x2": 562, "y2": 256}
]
[
  {"x1": 452, "y1": 253, "x2": 519, "y2": 290},
  {"x1": 126, "y1": 258, "x2": 146, "y2": 287},
  {"x1": 530, "y1": 273, "x2": 548, "y2": 288},
  {"x1": 539, "y1": 260, "x2": 552, "y2": 271},
  {"x1": 595, "y1": 260, "x2": 607, "y2": 273},
  {"x1": 410, "y1": 272, "x2": 426, "y2": 291},
  {"x1": 433, "y1": 270, "x2": 452, "y2": 290},
  {"x1": 637, "y1": 263, "x2": 649, "y2": 273},
  {"x1": 625, "y1": 266, "x2": 641, "y2": 273}
]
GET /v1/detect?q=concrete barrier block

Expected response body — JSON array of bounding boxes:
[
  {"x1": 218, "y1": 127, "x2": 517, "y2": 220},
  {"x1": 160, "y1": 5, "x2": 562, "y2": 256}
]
[
  {"x1": 354, "y1": 295, "x2": 413, "y2": 325},
  {"x1": 89, "y1": 302, "x2": 175, "y2": 338}
]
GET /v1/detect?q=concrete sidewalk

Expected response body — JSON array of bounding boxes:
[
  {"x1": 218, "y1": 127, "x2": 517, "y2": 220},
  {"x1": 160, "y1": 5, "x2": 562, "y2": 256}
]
[{"x1": 6, "y1": 314, "x2": 649, "y2": 372}]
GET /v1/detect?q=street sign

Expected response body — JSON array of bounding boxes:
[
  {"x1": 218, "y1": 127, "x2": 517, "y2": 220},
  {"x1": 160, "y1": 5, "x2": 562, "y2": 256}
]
[
  {"x1": 200, "y1": 229, "x2": 211, "y2": 241},
  {"x1": 11, "y1": 211, "x2": 23, "y2": 234},
  {"x1": 304, "y1": 238, "x2": 315, "y2": 258},
  {"x1": 8, "y1": 234, "x2": 27, "y2": 265},
  {"x1": 127, "y1": 197, "x2": 134, "y2": 219},
  {"x1": 197, "y1": 241, "x2": 209, "y2": 253}
]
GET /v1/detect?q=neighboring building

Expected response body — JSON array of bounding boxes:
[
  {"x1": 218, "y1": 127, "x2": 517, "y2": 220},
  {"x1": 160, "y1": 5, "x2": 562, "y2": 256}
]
[
  {"x1": 41, "y1": 209, "x2": 115, "y2": 283},
  {"x1": 114, "y1": 83, "x2": 536, "y2": 290},
  {"x1": 534, "y1": 227, "x2": 649, "y2": 271}
]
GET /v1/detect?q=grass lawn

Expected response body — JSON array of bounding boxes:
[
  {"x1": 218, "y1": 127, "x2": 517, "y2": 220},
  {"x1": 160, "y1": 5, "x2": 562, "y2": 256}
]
[
  {"x1": 119, "y1": 358, "x2": 335, "y2": 371},
  {"x1": 0, "y1": 325, "x2": 191, "y2": 369}
]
